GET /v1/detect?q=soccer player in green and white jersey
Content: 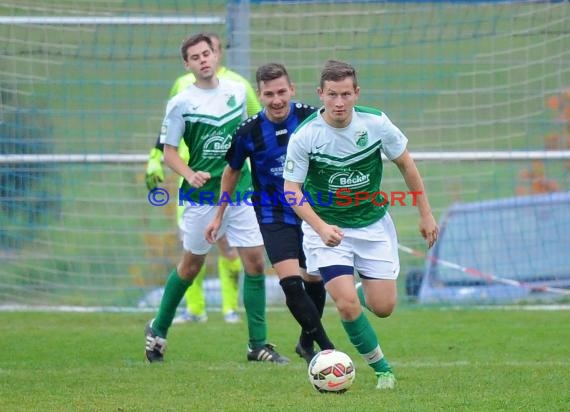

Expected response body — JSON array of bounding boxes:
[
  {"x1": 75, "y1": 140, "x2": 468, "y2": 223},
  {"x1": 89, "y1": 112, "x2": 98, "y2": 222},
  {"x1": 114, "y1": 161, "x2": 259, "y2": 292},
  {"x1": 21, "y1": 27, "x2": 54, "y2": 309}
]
[
  {"x1": 145, "y1": 33, "x2": 288, "y2": 364},
  {"x1": 145, "y1": 33, "x2": 262, "y2": 325},
  {"x1": 283, "y1": 60, "x2": 439, "y2": 389}
]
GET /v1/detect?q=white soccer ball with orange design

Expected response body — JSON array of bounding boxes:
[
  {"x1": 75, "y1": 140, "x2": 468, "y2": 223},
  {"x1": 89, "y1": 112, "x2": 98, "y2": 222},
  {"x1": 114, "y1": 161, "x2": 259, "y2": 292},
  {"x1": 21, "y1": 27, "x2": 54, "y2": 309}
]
[{"x1": 308, "y1": 349, "x2": 356, "y2": 393}]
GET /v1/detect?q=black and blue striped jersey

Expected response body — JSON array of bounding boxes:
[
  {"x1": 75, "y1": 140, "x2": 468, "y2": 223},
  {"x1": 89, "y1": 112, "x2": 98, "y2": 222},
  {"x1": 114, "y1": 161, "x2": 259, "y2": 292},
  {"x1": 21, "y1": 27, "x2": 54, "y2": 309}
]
[{"x1": 225, "y1": 101, "x2": 317, "y2": 224}]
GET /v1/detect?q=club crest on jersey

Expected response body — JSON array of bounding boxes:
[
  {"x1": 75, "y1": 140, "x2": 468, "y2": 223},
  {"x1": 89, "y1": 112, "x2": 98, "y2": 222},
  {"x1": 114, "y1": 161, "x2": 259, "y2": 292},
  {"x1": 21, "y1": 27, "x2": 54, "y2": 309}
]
[
  {"x1": 160, "y1": 122, "x2": 168, "y2": 139},
  {"x1": 203, "y1": 134, "x2": 231, "y2": 158},
  {"x1": 355, "y1": 130, "x2": 368, "y2": 147},
  {"x1": 226, "y1": 94, "x2": 236, "y2": 108},
  {"x1": 328, "y1": 170, "x2": 370, "y2": 190},
  {"x1": 285, "y1": 159, "x2": 295, "y2": 173}
]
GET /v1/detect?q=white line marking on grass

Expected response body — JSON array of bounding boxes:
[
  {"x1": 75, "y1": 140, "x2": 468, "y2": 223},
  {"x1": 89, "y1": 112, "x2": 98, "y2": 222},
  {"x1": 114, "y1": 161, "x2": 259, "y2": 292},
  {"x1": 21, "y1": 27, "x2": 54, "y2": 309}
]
[
  {"x1": 426, "y1": 304, "x2": 570, "y2": 312},
  {"x1": 482, "y1": 304, "x2": 570, "y2": 311},
  {"x1": 2, "y1": 304, "x2": 569, "y2": 313},
  {"x1": 0, "y1": 305, "x2": 154, "y2": 313},
  {"x1": 205, "y1": 363, "x2": 308, "y2": 371},
  {"x1": 201, "y1": 360, "x2": 570, "y2": 371},
  {"x1": 393, "y1": 360, "x2": 570, "y2": 368},
  {"x1": 0, "y1": 305, "x2": 293, "y2": 313}
]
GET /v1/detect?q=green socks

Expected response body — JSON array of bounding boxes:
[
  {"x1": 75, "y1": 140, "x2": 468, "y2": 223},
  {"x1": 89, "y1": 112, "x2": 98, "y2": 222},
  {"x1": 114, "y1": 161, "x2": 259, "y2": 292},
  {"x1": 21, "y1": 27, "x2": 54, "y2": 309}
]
[
  {"x1": 341, "y1": 311, "x2": 392, "y2": 373},
  {"x1": 243, "y1": 273, "x2": 266, "y2": 349},
  {"x1": 356, "y1": 282, "x2": 371, "y2": 311},
  {"x1": 153, "y1": 269, "x2": 193, "y2": 337}
]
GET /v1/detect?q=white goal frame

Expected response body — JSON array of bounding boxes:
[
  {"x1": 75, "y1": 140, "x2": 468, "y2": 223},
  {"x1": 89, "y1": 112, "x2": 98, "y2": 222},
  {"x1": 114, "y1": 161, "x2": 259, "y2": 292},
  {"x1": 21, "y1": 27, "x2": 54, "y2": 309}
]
[{"x1": 1, "y1": 151, "x2": 570, "y2": 165}]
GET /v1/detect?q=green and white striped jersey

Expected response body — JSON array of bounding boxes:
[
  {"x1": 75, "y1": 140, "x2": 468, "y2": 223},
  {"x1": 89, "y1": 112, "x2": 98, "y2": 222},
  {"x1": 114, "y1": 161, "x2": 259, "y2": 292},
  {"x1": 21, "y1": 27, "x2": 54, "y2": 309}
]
[
  {"x1": 283, "y1": 106, "x2": 408, "y2": 228},
  {"x1": 160, "y1": 78, "x2": 251, "y2": 201}
]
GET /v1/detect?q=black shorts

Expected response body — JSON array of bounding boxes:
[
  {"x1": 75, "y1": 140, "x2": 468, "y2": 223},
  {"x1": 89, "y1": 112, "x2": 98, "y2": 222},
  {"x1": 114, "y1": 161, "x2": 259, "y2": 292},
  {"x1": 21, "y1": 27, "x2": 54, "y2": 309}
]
[{"x1": 259, "y1": 222, "x2": 306, "y2": 269}]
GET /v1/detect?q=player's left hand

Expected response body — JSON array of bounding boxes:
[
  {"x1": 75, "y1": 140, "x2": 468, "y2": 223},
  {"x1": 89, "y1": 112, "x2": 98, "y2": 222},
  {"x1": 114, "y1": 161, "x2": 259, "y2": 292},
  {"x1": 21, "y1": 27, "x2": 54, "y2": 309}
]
[
  {"x1": 318, "y1": 224, "x2": 344, "y2": 247},
  {"x1": 205, "y1": 217, "x2": 222, "y2": 244},
  {"x1": 419, "y1": 214, "x2": 439, "y2": 249},
  {"x1": 188, "y1": 170, "x2": 211, "y2": 188}
]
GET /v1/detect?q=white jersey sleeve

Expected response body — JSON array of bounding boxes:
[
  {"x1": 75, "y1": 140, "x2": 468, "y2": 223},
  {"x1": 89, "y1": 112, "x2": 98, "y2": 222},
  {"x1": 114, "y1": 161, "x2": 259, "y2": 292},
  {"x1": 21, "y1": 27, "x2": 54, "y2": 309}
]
[
  {"x1": 378, "y1": 113, "x2": 408, "y2": 160},
  {"x1": 283, "y1": 130, "x2": 310, "y2": 183},
  {"x1": 159, "y1": 97, "x2": 185, "y2": 147}
]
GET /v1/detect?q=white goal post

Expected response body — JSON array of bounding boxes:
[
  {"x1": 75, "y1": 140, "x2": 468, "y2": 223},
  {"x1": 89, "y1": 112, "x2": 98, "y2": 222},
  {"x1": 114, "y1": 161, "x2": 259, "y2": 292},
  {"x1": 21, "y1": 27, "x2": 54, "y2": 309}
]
[
  {"x1": 0, "y1": 16, "x2": 225, "y2": 25},
  {"x1": 1, "y1": 151, "x2": 570, "y2": 164}
]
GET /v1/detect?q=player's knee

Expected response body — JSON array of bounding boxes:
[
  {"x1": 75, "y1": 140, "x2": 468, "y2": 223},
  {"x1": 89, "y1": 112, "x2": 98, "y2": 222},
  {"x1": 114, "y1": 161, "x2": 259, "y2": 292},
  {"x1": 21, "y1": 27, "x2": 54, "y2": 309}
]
[
  {"x1": 279, "y1": 276, "x2": 304, "y2": 297},
  {"x1": 177, "y1": 261, "x2": 202, "y2": 281},
  {"x1": 240, "y1": 249, "x2": 266, "y2": 274},
  {"x1": 371, "y1": 306, "x2": 394, "y2": 318},
  {"x1": 335, "y1": 298, "x2": 361, "y2": 321},
  {"x1": 302, "y1": 273, "x2": 323, "y2": 284},
  {"x1": 368, "y1": 298, "x2": 396, "y2": 318},
  {"x1": 242, "y1": 257, "x2": 265, "y2": 274}
]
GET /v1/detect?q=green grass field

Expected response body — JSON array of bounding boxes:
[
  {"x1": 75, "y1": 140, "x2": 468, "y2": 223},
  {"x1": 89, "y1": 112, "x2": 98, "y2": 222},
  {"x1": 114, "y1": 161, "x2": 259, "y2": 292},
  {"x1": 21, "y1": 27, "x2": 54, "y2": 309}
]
[
  {"x1": 1, "y1": 3, "x2": 569, "y2": 410},
  {"x1": 2, "y1": 307, "x2": 569, "y2": 411}
]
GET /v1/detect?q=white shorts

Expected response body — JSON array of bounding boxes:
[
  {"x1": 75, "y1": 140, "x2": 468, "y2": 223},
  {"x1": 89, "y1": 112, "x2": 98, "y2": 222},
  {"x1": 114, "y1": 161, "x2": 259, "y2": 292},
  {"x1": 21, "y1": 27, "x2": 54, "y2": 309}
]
[
  {"x1": 302, "y1": 213, "x2": 400, "y2": 280},
  {"x1": 179, "y1": 203, "x2": 263, "y2": 254}
]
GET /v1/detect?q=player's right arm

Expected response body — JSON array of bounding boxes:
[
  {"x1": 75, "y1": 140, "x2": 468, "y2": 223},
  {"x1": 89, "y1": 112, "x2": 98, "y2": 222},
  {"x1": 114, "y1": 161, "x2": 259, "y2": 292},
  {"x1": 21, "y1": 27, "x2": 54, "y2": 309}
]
[
  {"x1": 205, "y1": 124, "x2": 251, "y2": 243},
  {"x1": 145, "y1": 73, "x2": 196, "y2": 190},
  {"x1": 205, "y1": 165, "x2": 241, "y2": 244},
  {"x1": 283, "y1": 133, "x2": 343, "y2": 247},
  {"x1": 284, "y1": 180, "x2": 343, "y2": 248},
  {"x1": 163, "y1": 145, "x2": 209, "y2": 188},
  {"x1": 160, "y1": 102, "x2": 210, "y2": 188}
]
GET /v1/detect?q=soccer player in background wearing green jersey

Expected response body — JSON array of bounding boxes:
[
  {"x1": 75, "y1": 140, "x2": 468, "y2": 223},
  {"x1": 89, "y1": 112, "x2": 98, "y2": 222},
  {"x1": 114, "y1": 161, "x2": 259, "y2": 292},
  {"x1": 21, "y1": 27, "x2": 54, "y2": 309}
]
[
  {"x1": 145, "y1": 33, "x2": 288, "y2": 364},
  {"x1": 145, "y1": 33, "x2": 262, "y2": 325},
  {"x1": 283, "y1": 60, "x2": 439, "y2": 389}
]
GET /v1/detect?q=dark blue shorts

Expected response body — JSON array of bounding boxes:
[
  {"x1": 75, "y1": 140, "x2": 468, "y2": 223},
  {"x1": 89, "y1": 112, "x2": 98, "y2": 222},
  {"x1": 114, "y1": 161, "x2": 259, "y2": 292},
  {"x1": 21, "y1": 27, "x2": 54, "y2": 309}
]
[{"x1": 259, "y1": 222, "x2": 306, "y2": 269}]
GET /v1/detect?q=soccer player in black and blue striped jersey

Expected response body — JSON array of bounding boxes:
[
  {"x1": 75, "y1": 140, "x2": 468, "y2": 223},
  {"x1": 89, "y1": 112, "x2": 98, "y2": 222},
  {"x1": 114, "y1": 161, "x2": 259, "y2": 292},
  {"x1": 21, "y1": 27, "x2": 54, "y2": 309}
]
[{"x1": 205, "y1": 63, "x2": 335, "y2": 363}]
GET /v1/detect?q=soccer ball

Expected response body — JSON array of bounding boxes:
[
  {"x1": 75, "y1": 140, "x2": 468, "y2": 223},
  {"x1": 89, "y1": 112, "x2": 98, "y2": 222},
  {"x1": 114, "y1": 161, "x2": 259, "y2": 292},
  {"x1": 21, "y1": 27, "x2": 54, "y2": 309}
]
[{"x1": 308, "y1": 350, "x2": 356, "y2": 393}]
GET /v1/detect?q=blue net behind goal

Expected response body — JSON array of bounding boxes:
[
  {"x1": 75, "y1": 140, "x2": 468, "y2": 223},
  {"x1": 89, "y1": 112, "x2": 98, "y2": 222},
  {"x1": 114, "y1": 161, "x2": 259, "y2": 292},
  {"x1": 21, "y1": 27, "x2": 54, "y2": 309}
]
[{"x1": 417, "y1": 192, "x2": 570, "y2": 304}]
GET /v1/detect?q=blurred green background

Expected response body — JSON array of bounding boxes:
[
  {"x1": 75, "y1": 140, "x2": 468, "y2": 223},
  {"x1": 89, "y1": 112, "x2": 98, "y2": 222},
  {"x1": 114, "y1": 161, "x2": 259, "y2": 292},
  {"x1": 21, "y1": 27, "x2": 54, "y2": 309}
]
[{"x1": 1, "y1": 0, "x2": 568, "y2": 306}]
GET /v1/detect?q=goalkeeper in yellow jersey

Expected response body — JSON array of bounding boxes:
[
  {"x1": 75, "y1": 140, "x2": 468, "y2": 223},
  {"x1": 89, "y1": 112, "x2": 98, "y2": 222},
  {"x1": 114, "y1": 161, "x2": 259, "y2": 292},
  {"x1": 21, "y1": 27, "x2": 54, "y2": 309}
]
[{"x1": 145, "y1": 32, "x2": 261, "y2": 324}]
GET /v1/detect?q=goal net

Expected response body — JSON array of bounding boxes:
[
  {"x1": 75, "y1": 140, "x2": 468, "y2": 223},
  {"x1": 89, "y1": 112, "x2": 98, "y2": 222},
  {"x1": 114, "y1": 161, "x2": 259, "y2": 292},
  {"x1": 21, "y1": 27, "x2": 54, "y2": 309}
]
[{"x1": 1, "y1": 0, "x2": 569, "y2": 308}]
